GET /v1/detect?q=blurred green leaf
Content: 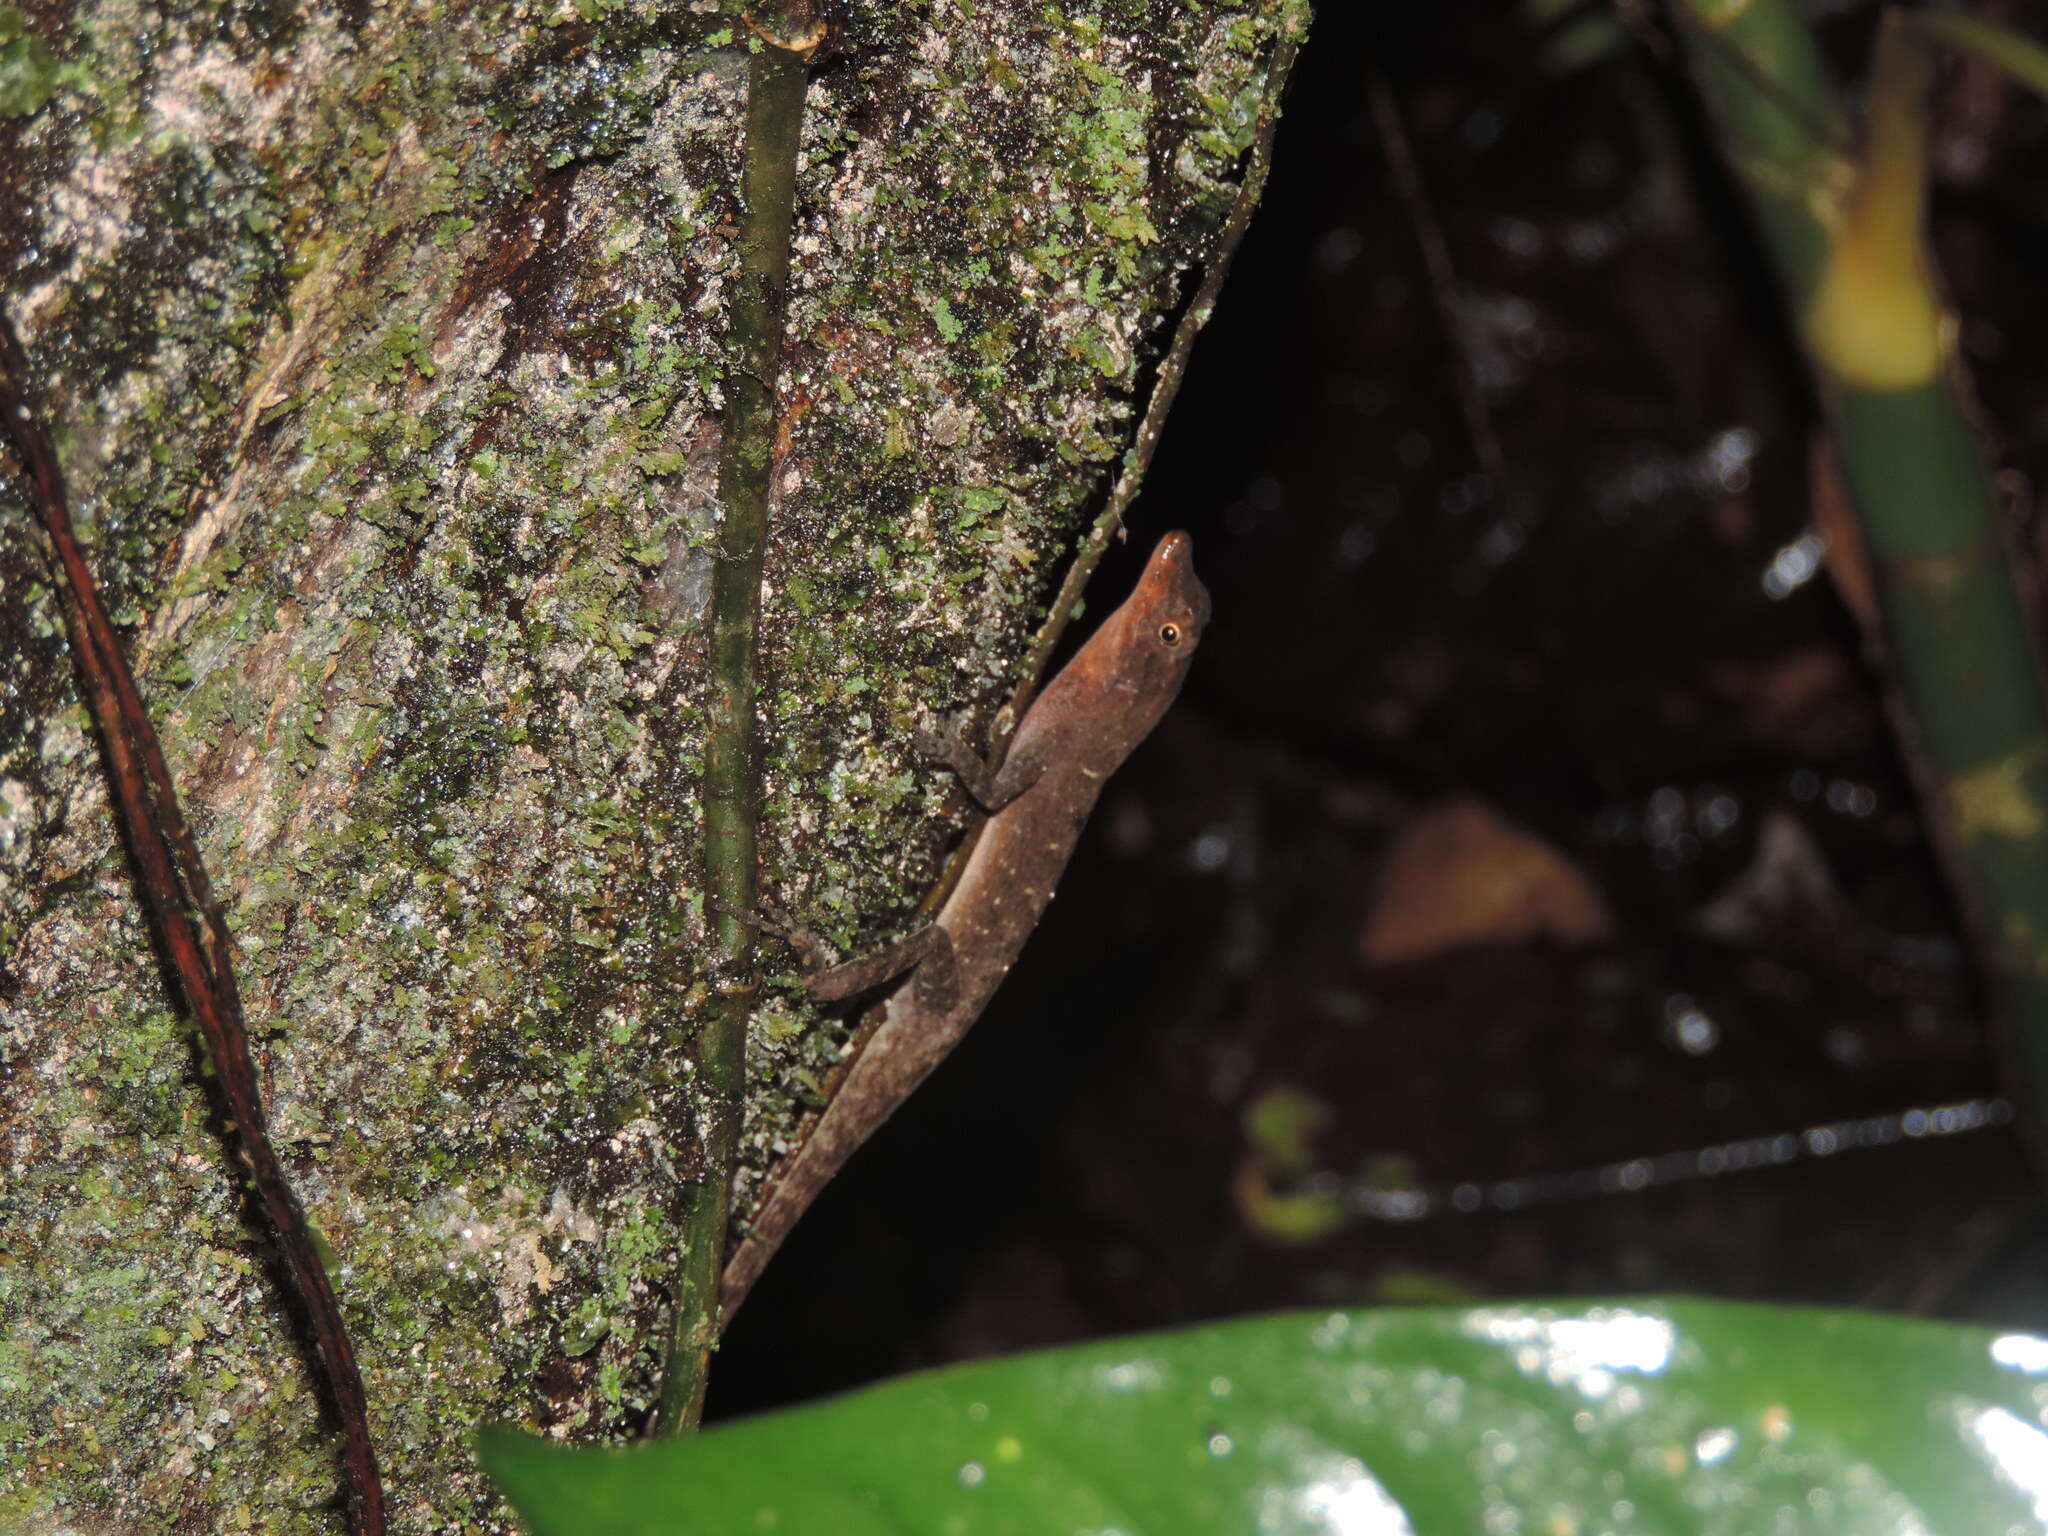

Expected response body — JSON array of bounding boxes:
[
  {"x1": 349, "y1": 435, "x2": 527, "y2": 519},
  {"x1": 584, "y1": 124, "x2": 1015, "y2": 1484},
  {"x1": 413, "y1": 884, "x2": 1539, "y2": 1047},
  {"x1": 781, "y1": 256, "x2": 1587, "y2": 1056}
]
[
  {"x1": 480, "y1": 1298, "x2": 2048, "y2": 1534},
  {"x1": 1908, "y1": 11, "x2": 2048, "y2": 103}
]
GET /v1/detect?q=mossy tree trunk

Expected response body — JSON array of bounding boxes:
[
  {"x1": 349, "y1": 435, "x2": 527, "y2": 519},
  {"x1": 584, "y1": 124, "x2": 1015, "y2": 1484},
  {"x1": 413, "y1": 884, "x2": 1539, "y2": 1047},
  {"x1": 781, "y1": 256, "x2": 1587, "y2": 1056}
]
[{"x1": 0, "y1": 0, "x2": 1307, "y2": 1528}]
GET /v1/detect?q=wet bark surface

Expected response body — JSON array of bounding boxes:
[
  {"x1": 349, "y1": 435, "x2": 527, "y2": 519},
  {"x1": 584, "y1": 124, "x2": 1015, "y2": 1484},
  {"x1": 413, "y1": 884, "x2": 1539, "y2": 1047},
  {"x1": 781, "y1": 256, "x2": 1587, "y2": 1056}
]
[{"x1": 0, "y1": 0, "x2": 1305, "y2": 1526}]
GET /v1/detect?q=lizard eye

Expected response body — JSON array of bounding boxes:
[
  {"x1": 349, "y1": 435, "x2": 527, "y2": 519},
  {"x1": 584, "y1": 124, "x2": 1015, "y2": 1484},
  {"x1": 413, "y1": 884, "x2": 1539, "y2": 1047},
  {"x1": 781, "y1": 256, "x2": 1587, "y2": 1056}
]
[{"x1": 1159, "y1": 623, "x2": 1182, "y2": 647}]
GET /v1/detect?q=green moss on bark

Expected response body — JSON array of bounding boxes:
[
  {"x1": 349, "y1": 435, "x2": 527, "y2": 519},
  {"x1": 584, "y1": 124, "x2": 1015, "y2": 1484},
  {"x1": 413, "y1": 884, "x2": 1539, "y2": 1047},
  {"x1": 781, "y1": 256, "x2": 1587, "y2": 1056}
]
[{"x1": 0, "y1": 0, "x2": 1308, "y2": 1527}]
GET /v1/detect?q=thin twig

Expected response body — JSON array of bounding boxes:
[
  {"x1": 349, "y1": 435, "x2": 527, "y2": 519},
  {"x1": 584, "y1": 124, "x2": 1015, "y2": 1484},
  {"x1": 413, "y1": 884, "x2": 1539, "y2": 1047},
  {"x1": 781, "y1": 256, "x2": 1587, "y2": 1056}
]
[
  {"x1": 999, "y1": 22, "x2": 1306, "y2": 736},
  {"x1": 656, "y1": 0, "x2": 821, "y2": 1436},
  {"x1": 0, "y1": 320, "x2": 385, "y2": 1532},
  {"x1": 1365, "y1": 56, "x2": 1505, "y2": 490}
]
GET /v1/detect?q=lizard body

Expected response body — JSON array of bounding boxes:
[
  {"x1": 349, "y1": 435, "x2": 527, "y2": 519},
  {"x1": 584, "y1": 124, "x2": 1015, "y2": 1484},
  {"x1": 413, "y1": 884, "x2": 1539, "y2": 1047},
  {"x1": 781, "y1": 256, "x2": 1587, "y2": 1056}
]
[{"x1": 719, "y1": 531, "x2": 1210, "y2": 1323}]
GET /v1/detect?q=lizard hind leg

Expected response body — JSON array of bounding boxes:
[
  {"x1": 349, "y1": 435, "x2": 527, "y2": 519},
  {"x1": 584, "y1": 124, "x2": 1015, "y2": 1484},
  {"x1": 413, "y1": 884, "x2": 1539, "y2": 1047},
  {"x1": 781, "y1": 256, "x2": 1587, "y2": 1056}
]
[{"x1": 808, "y1": 922, "x2": 959, "y2": 1012}]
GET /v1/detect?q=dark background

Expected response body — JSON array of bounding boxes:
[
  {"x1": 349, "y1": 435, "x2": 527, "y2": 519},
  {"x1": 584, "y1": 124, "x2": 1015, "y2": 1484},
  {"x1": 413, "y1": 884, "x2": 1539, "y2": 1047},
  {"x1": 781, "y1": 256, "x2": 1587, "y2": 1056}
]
[{"x1": 711, "y1": 0, "x2": 2048, "y2": 1421}]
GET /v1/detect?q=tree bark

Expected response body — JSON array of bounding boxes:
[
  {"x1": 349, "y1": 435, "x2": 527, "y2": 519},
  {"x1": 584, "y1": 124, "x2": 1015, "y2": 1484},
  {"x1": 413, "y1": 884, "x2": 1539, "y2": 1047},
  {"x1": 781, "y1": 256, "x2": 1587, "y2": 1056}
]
[{"x1": 0, "y1": 0, "x2": 1306, "y2": 1527}]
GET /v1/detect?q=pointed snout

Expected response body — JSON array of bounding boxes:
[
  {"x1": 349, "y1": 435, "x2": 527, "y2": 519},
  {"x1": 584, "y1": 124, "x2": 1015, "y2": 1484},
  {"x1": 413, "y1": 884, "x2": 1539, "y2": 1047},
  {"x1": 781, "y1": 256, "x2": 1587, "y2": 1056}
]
[
  {"x1": 1142, "y1": 529, "x2": 1210, "y2": 632},
  {"x1": 1149, "y1": 529, "x2": 1194, "y2": 574}
]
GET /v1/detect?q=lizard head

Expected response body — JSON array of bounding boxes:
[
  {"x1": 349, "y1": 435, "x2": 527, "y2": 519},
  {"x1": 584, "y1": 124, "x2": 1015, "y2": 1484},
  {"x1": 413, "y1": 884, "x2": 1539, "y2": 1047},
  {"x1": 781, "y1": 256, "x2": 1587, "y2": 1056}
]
[
  {"x1": 1018, "y1": 529, "x2": 1209, "y2": 766},
  {"x1": 1119, "y1": 530, "x2": 1210, "y2": 691}
]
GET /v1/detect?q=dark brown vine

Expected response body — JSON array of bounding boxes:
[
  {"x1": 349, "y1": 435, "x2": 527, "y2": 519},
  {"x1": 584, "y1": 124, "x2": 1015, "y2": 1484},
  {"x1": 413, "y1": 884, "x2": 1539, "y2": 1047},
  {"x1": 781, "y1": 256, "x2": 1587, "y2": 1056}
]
[{"x1": 0, "y1": 317, "x2": 386, "y2": 1536}]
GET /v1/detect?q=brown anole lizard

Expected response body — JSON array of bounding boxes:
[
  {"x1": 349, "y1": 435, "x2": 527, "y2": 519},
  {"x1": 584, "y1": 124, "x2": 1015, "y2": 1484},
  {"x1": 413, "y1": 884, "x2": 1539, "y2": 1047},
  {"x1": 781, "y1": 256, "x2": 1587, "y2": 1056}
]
[{"x1": 719, "y1": 530, "x2": 1210, "y2": 1323}]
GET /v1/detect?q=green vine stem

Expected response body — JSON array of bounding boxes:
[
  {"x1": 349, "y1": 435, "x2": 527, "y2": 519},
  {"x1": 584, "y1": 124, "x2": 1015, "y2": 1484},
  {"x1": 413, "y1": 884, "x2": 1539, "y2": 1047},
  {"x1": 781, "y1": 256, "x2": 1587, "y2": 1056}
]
[
  {"x1": 1672, "y1": 2, "x2": 2048, "y2": 1144},
  {"x1": 657, "y1": 0, "x2": 823, "y2": 1436}
]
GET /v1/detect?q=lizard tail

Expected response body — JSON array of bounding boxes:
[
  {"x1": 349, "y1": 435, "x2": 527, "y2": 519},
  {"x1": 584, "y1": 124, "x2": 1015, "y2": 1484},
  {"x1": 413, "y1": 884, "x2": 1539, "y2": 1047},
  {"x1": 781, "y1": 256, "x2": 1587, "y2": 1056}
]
[{"x1": 717, "y1": 1093, "x2": 867, "y2": 1327}]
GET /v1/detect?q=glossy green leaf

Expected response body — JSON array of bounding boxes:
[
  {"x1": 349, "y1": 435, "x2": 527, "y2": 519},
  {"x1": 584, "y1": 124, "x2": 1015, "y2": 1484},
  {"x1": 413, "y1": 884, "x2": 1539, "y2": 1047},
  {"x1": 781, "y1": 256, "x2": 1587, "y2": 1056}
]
[{"x1": 480, "y1": 1299, "x2": 2048, "y2": 1535}]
